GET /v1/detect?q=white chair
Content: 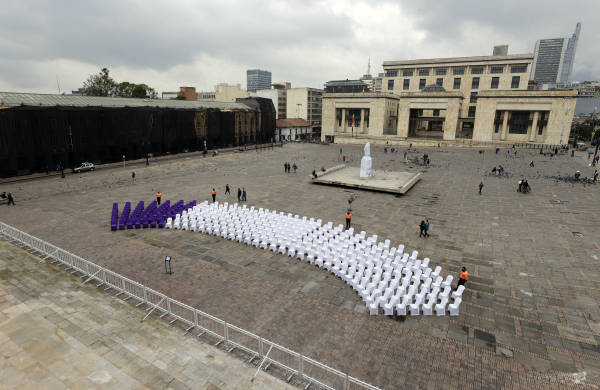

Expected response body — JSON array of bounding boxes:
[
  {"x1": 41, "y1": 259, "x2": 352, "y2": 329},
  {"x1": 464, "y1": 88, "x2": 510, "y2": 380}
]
[
  {"x1": 166, "y1": 218, "x2": 173, "y2": 229},
  {"x1": 427, "y1": 287, "x2": 439, "y2": 301},
  {"x1": 306, "y1": 249, "x2": 315, "y2": 264},
  {"x1": 439, "y1": 285, "x2": 452, "y2": 301},
  {"x1": 421, "y1": 268, "x2": 432, "y2": 281},
  {"x1": 296, "y1": 249, "x2": 305, "y2": 261},
  {"x1": 432, "y1": 276, "x2": 443, "y2": 289},
  {"x1": 288, "y1": 244, "x2": 296, "y2": 257},
  {"x1": 431, "y1": 266, "x2": 442, "y2": 280},
  {"x1": 442, "y1": 275, "x2": 454, "y2": 289},
  {"x1": 260, "y1": 240, "x2": 268, "y2": 250},
  {"x1": 449, "y1": 298, "x2": 462, "y2": 316},
  {"x1": 244, "y1": 236, "x2": 252, "y2": 245},
  {"x1": 411, "y1": 269, "x2": 422, "y2": 284},
  {"x1": 435, "y1": 298, "x2": 448, "y2": 316},
  {"x1": 420, "y1": 258, "x2": 430, "y2": 271},
  {"x1": 315, "y1": 253, "x2": 324, "y2": 267},
  {"x1": 396, "y1": 295, "x2": 412, "y2": 316},
  {"x1": 410, "y1": 250, "x2": 418, "y2": 261},
  {"x1": 422, "y1": 296, "x2": 436, "y2": 316},
  {"x1": 452, "y1": 285, "x2": 465, "y2": 300}
]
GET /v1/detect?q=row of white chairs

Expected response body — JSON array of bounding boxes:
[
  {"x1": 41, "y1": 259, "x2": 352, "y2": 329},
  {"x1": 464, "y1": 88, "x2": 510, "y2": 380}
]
[{"x1": 163, "y1": 201, "x2": 462, "y2": 316}]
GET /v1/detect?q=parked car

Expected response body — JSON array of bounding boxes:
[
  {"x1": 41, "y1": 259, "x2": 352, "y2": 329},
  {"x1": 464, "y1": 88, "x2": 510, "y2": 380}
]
[{"x1": 73, "y1": 162, "x2": 94, "y2": 173}]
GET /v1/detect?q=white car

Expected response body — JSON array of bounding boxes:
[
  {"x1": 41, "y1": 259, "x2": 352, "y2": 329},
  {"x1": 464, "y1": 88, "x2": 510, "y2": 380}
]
[{"x1": 73, "y1": 162, "x2": 94, "y2": 173}]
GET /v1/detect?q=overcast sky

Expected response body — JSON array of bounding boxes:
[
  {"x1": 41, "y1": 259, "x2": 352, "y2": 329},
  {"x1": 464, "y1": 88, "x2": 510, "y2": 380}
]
[{"x1": 0, "y1": 0, "x2": 598, "y2": 95}]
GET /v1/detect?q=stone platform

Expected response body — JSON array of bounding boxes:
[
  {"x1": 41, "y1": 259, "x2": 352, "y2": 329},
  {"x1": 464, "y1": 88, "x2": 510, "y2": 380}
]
[{"x1": 310, "y1": 165, "x2": 422, "y2": 194}]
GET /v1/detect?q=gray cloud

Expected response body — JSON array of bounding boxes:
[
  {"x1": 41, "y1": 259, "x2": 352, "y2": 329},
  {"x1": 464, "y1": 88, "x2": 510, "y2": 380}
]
[{"x1": 0, "y1": 0, "x2": 598, "y2": 93}]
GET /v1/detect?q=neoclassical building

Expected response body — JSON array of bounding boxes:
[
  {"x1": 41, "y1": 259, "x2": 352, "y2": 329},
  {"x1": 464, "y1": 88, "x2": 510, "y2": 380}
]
[{"x1": 321, "y1": 54, "x2": 577, "y2": 145}]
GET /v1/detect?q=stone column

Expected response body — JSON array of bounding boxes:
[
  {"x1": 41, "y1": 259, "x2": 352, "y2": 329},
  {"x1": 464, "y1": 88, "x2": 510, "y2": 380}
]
[
  {"x1": 360, "y1": 109, "x2": 365, "y2": 134},
  {"x1": 529, "y1": 111, "x2": 539, "y2": 142},
  {"x1": 341, "y1": 108, "x2": 346, "y2": 133},
  {"x1": 500, "y1": 111, "x2": 509, "y2": 140}
]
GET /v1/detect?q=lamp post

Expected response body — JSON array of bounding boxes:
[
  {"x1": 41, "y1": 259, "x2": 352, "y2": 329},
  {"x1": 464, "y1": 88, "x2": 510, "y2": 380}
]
[
  {"x1": 123, "y1": 155, "x2": 125, "y2": 168},
  {"x1": 592, "y1": 107, "x2": 598, "y2": 166},
  {"x1": 296, "y1": 103, "x2": 302, "y2": 141}
]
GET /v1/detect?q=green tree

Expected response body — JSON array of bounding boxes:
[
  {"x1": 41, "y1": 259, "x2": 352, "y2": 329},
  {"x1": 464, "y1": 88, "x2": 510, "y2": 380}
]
[
  {"x1": 115, "y1": 82, "x2": 158, "y2": 99},
  {"x1": 83, "y1": 68, "x2": 117, "y2": 97},
  {"x1": 171, "y1": 95, "x2": 187, "y2": 100}
]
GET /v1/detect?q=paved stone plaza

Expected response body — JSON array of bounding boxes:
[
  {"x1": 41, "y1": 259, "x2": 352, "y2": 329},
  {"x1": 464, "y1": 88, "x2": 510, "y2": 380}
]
[{"x1": 1, "y1": 143, "x2": 600, "y2": 388}]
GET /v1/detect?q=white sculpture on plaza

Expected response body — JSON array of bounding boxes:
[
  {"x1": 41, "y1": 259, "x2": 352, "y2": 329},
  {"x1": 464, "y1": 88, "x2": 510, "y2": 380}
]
[{"x1": 360, "y1": 142, "x2": 372, "y2": 178}]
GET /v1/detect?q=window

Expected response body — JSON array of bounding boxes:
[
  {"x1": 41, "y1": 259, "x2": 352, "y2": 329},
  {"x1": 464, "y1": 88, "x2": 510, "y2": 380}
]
[
  {"x1": 81, "y1": 134, "x2": 88, "y2": 144},
  {"x1": 511, "y1": 65, "x2": 527, "y2": 73},
  {"x1": 107, "y1": 117, "x2": 113, "y2": 127},
  {"x1": 418, "y1": 109, "x2": 423, "y2": 117},
  {"x1": 50, "y1": 135, "x2": 58, "y2": 147},
  {"x1": 468, "y1": 106, "x2": 476, "y2": 117},
  {"x1": 433, "y1": 110, "x2": 440, "y2": 117},
  {"x1": 419, "y1": 69, "x2": 429, "y2": 76},
  {"x1": 63, "y1": 117, "x2": 70, "y2": 129},
  {"x1": 403, "y1": 70, "x2": 413, "y2": 77},
  {"x1": 96, "y1": 133, "x2": 102, "y2": 144},
  {"x1": 419, "y1": 79, "x2": 426, "y2": 89},
  {"x1": 403, "y1": 79, "x2": 410, "y2": 90},
  {"x1": 131, "y1": 116, "x2": 137, "y2": 127},
  {"x1": 453, "y1": 68, "x2": 465, "y2": 75},
  {"x1": 491, "y1": 66, "x2": 504, "y2": 74},
  {"x1": 470, "y1": 92, "x2": 478, "y2": 104},
  {"x1": 435, "y1": 69, "x2": 447, "y2": 75},
  {"x1": 511, "y1": 76, "x2": 520, "y2": 89},
  {"x1": 436, "y1": 78, "x2": 443, "y2": 86},
  {"x1": 79, "y1": 117, "x2": 86, "y2": 127},
  {"x1": 387, "y1": 80, "x2": 394, "y2": 90},
  {"x1": 141, "y1": 116, "x2": 146, "y2": 126},
  {"x1": 509, "y1": 123, "x2": 528, "y2": 134},
  {"x1": 108, "y1": 132, "x2": 115, "y2": 142},
  {"x1": 471, "y1": 67, "x2": 483, "y2": 74},
  {"x1": 93, "y1": 117, "x2": 101, "y2": 126},
  {"x1": 120, "y1": 133, "x2": 126, "y2": 144},
  {"x1": 35, "y1": 137, "x2": 42, "y2": 149},
  {"x1": 142, "y1": 130, "x2": 148, "y2": 140},
  {"x1": 66, "y1": 134, "x2": 71, "y2": 145},
  {"x1": 538, "y1": 125, "x2": 544, "y2": 135},
  {"x1": 15, "y1": 137, "x2": 24, "y2": 150},
  {"x1": 132, "y1": 132, "x2": 137, "y2": 141},
  {"x1": 385, "y1": 70, "x2": 397, "y2": 77},
  {"x1": 47, "y1": 116, "x2": 57, "y2": 129},
  {"x1": 453, "y1": 78, "x2": 461, "y2": 89},
  {"x1": 118, "y1": 116, "x2": 125, "y2": 127},
  {"x1": 495, "y1": 124, "x2": 500, "y2": 133},
  {"x1": 244, "y1": 116, "x2": 247, "y2": 124},
  {"x1": 491, "y1": 77, "x2": 499, "y2": 89}
]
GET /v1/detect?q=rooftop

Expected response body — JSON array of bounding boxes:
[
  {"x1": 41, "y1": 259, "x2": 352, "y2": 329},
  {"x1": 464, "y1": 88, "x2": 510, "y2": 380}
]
[
  {"x1": 383, "y1": 54, "x2": 534, "y2": 68},
  {"x1": 276, "y1": 118, "x2": 311, "y2": 127},
  {"x1": 0, "y1": 92, "x2": 252, "y2": 110}
]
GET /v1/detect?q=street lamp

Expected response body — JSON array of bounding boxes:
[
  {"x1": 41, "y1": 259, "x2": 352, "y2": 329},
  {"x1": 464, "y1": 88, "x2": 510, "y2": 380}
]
[
  {"x1": 296, "y1": 103, "x2": 302, "y2": 141},
  {"x1": 123, "y1": 155, "x2": 125, "y2": 168}
]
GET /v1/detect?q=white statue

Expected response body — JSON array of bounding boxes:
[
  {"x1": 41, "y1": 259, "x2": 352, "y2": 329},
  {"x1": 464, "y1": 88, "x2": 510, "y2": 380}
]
[{"x1": 360, "y1": 142, "x2": 372, "y2": 178}]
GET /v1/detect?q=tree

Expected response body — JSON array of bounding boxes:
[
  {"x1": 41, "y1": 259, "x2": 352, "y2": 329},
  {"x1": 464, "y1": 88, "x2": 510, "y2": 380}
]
[
  {"x1": 83, "y1": 68, "x2": 158, "y2": 99},
  {"x1": 83, "y1": 68, "x2": 117, "y2": 97},
  {"x1": 171, "y1": 95, "x2": 187, "y2": 100}
]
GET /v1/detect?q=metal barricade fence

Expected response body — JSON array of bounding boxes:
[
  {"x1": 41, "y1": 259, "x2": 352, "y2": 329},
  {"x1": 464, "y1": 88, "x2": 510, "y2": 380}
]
[{"x1": 0, "y1": 222, "x2": 382, "y2": 390}]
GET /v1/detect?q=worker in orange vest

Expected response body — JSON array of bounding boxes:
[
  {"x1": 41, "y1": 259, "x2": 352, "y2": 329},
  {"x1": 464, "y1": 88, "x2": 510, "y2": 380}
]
[
  {"x1": 156, "y1": 191, "x2": 162, "y2": 205},
  {"x1": 211, "y1": 189, "x2": 217, "y2": 202},
  {"x1": 345, "y1": 211, "x2": 352, "y2": 230},
  {"x1": 456, "y1": 267, "x2": 468, "y2": 290}
]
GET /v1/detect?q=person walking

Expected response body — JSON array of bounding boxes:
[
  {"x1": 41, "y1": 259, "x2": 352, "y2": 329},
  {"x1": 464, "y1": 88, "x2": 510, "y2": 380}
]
[
  {"x1": 292, "y1": 163, "x2": 297, "y2": 173},
  {"x1": 345, "y1": 211, "x2": 352, "y2": 230},
  {"x1": 424, "y1": 220, "x2": 430, "y2": 237},
  {"x1": 132, "y1": 172, "x2": 136, "y2": 182},
  {"x1": 426, "y1": 158, "x2": 430, "y2": 167},
  {"x1": 242, "y1": 188, "x2": 247, "y2": 201},
  {"x1": 594, "y1": 170, "x2": 598, "y2": 182},
  {"x1": 225, "y1": 184, "x2": 231, "y2": 195},
  {"x1": 340, "y1": 148, "x2": 342, "y2": 154},
  {"x1": 284, "y1": 162, "x2": 287, "y2": 173},
  {"x1": 7, "y1": 193, "x2": 15, "y2": 206},
  {"x1": 456, "y1": 267, "x2": 468, "y2": 290},
  {"x1": 419, "y1": 220, "x2": 426, "y2": 237},
  {"x1": 45, "y1": 166, "x2": 50, "y2": 175},
  {"x1": 156, "y1": 191, "x2": 162, "y2": 205},
  {"x1": 237, "y1": 188, "x2": 242, "y2": 201},
  {"x1": 506, "y1": 151, "x2": 510, "y2": 158},
  {"x1": 479, "y1": 181, "x2": 484, "y2": 195},
  {"x1": 211, "y1": 188, "x2": 217, "y2": 202},
  {"x1": 348, "y1": 196, "x2": 355, "y2": 211}
]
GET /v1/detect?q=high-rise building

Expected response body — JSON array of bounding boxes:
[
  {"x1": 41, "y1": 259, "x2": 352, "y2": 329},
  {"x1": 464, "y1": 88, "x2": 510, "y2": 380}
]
[
  {"x1": 531, "y1": 23, "x2": 581, "y2": 84},
  {"x1": 246, "y1": 69, "x2": 272, "y2": 92},
  {"x1": 286, "y1": 87, "x2": 324, "y2": 134}
]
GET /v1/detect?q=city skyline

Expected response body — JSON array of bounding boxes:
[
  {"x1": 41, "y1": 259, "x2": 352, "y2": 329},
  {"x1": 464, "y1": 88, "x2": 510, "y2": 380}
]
[{"x1": 0, "y1": 1, "x2": 598, "y2": 95}]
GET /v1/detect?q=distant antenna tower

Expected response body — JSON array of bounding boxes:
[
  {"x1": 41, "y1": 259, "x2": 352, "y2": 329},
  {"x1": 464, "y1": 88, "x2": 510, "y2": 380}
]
[
  {"x1": 56, "y1": 75, "x2": 61, "y2": 94},
  {"x1": 367, "y1": 58, "x2": 371, "y2": 76}
]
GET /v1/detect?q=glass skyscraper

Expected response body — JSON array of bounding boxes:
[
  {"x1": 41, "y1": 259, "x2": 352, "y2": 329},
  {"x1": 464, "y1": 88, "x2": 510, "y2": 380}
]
[
  {"x1": 531, "y1": 23, "x2": 581, "y2": 84},
  {"x1": 247, "y1": 69, "x2": 272, "y2": 92}
]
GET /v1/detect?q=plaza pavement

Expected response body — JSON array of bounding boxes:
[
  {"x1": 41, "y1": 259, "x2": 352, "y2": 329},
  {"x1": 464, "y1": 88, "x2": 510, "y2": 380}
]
[
  {"x1": 1, "y1": 143, "x2": 600, "y2": 388},
  {"x1": 0, "y1": 239, "x2": 295, "y2": 390}
]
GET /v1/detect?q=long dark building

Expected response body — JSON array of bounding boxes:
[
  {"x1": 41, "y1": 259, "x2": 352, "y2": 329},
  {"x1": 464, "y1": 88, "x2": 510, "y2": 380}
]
[{"x1": 0, "y1": 93, "x2": 275, "y2": 177}]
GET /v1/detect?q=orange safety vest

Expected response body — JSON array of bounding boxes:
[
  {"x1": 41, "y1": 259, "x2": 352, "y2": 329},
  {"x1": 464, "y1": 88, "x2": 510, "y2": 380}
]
[
  {"x1": 211, "y1": 190, "x2": 216, "y2": 195},
  {"x1": 156, "y1": 192, "x2": 162, "y2": 198},
  {"x1": 460, "y1": 271, "x2": 468, "y2": 281},
  {"x1": 346, "y1": 213, "x2": 352, "y2": 219}
]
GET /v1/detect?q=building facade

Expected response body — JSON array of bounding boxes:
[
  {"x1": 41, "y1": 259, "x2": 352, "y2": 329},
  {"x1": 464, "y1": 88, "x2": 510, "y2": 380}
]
[
  {"x1": 275, "y1": 118, "x2": 311, "y2": 141},
  {"x1": 272, "y1": 82, "x2": 291, "y2": 119},
  {"x1": 0, "y1": 93, "x2": 275, "y2": 177},
  {"x1": 541, "y1": 81, "x2": 600, "y2": 98},
  {"x1": 246, "y1": 69, "x2": 272, "y2": 92},
  {"x1": 321, "y1": 89, "x2": 576, "y2": 145},
  {"x1": 248, "y1": 89, "x2": 280, "y2": 119},
  {"x1": 372, "y1": 74, "x2": 383, "y2": 92},
  {"x1": 178, "y1": 87, "x2": 197, "y2": 101},
  {"x1": 196, "y1": 84, "x2": 249, "y2": 102},
  {"x1": 531, "y1": 23, "x2": 581, "y2": 84},
  {"x1": 285, "y1": 88, "x2": 323, "y2": 135},
  {"x1": 382, "y1": 53, "x2": 534, "y2": 134}
]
